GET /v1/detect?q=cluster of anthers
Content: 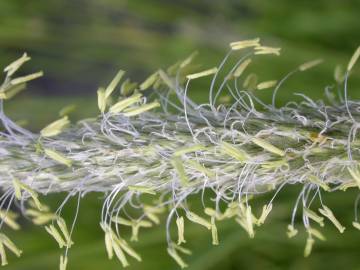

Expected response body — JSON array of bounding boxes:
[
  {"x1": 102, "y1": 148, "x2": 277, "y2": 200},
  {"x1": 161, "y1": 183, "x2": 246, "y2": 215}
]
[{"x1": 0, "y1": 38, "x2": 360, "y2": 269}]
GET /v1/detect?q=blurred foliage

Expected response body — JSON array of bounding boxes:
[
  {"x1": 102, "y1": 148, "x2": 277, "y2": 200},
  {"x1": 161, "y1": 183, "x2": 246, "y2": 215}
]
[{"x1": 1, "y1": 0, "x2": 360, "y2": 269}]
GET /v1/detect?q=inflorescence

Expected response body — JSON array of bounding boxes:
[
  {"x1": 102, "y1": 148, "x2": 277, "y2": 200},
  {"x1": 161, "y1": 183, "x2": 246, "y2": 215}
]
[{"x1": 0, "y1": 38, "x2": 360, "y2": 269}]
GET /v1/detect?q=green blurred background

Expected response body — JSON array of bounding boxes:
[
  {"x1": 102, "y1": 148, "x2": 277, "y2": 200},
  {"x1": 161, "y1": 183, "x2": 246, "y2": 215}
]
[{"x1": 1, "y1": 0, "x2": 360, "y2": 269}]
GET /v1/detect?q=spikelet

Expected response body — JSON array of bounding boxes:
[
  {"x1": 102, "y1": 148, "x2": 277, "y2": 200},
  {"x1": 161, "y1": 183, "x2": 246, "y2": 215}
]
[
  {"x1": 251, "y1": 137, "x2": 285, "y2": 156},
  {"x1": 220, "y1": 142, "x2": 249, "y2": 162},
  {"x1": 171, "y1": 157, "x2": 189, "y2": 186},
  {"x1": 44, "y1": 148, "x2": 72, "y2": 167}
]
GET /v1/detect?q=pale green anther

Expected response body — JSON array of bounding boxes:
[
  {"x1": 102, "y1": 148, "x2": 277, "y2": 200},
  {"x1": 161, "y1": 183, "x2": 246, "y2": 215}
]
[
  {"x1": 308, "y1": 175, "x2": 330, "y2": 191},
  {"x1": 347, "y1": 46, "x2": 360, "y2": 71},
  {"x1": 158, "y1": 69, "x2": 176, "y2": 89},
  {"x1": 0, "y1": 210, "x2": 20, "y2": 230},
  {"x1": 180, "y1": 51, "x2": 198, "y2": 68},
  {"x1": 204, "y1": 207, "x2": 223, "y2": 220},
  {"x1": 32, "y1": 213, "x2": 56, "y2": 225},
  {"x1": 59, "y1": 104, "x2": 76, "y2": 117},
  {"x1": 104, "y1": 231, "x2": 113, "y2": 259},
  {"x1": 230, "y1": 38, "x2": 260, "y2": 50},
  {"x1": 167, "y1": 248, "x2": 188, "y2": 269},
  {"x1": 287, "y1": 225, "x2": 298, "y2": 238},
  {"x1": 211, "y1": 217, "x2": 219, "y2": 245},
  {"x1": 56, "y1": 218, "x2": 73, "y2": 247},
  {"x1": 254, "y1": 46, "x2": 281, "y2": 56},
  {"x1": 186, "y1": 67, "x2": 218, "y2": 80},
  {"x1": 251, "y1": 137, "x2": 285, "y2": 156},
  {"x1": 12, "y1": 179, "x2": 22, "y2": 200},
  {"x1": 304, "y1": 207, "x2": 324, "y2": 227},
  {"x1": 233, "y1": 59, "x2": 252, "y2": 77},
  {"x1": 299, "y1": 59, "x2": 323, "y2": 71},
  {"x1": 40, "y1": 116, "x2": 70, "y2": 137},
  {"x1": 347, "y1": 167, "x2": 360, "y2": 189},
  {"x1": 4, "y1": 53, "x2": 30, "y2": 77},
  {"x1": 117, "y1": 237, "x2": 142, "y2": 262},
  {"x1": 185, "y1": 160, "x2": 215, "y2": 178},
  {"x1": 44, "y1": 148, "x2": 72, "y2": 167},
  {"x1": 186, "y1": 211, "x2": 212, "y2": 230},
  {"x1": 0, "y1": 84, "x2": 26, "y2": 100},
  {"x1": 319, "y1": 205, "x2": 345, "y2": 233},
  {"x1": 12, "y1": 179, "x2": 43, "y2": 211},
  {"x1": 257, "y1": 204, "x2": 272, "y2": 226},
  {"x1": 120, "y1": 78, "x2": 138, "y2": 96},
  {"x1": 112, "y1": 240, "x2": 129, "y2": 267},
  {"x1": 167, "y1": 61, "x2": 181, "y2": 76},
  {"x1": 0, "y1": 242, "x2": 7, "y2": 266},
  {"x1": 173, "y1": 244, "x2": 192, "y2": 255},
  {"x1": 307, "y1": 227, "x2": 326, "y2": 241},
  {"x1": 111, "y1": 217, "x2": 132, "y2": 226},
  {"x1": 0, "y1": 234, "x2": 22, "y2": 257},
  {"x1": 60, "y1": 255, "x2": 68, "y2": 270},
  {"x1": 109, "y1": 93, "x2": 142, "y2": 114},
  {"x1": 143, "y1": 204, "x2": 165, "y2": 214},
  {"x1": 10, "y1": 71, "x2": 43, "y2": 85},
  {"x1": 146, "y1": 213, "x2": 160, "y2": 225},
  {"x1": 352, "y1": 221, "x2": 360, "y2": 230},
  {"x1": 173, "y1": 144, "x2": 206, "y2": 157},
  {"x1": 111, "y1": 217, "x2": 152, "y2": 242},
  {"x1": 261, "y1": 159, "x2": 289, "y2": 170},
  {"x1": 243, "y1": 73, "x2": 258, "y2": 89},
  {"x1": 128, "y1": 185, "x2": 156, "y2": 195},
  {"x1": 339, "y1": 181, "x2": 357, "y2": 191},
  {"x1": 45, "y1": 225, "x2": 67, "y2": 248},
  {"x1": 122, "y1": 101, "x2": 160, "y2": 117},
  {"x1": 176, "y1": 216, "x2": 186, "y2": 245},
  {"x1": 97, "y1": 88, "x2": 106, "y2": 113},
  {"x1": 256, "y1": 80, "x2": 278, "y2": 90},
  {"x1": 304, "y1": 236, "x2": 314, "y2": 257},
  {"x1": 220, "y1": 141, "x2": 249, "y2": 162},
  {"x1": 171, "y1": 156, "x2": 189, "y2": 186},
  {"x1": 334, "y1": 65, "x2": 345, "y2": 83},
  {"x1": 139, "y1": 71, "x2": 158, "y2": 91},
  {"x1": 104, "y1": 70, "x2": 125, "y2": 99},
  {"x1": 245, "y1": 206, "x2": 255, "y2": 238}
]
